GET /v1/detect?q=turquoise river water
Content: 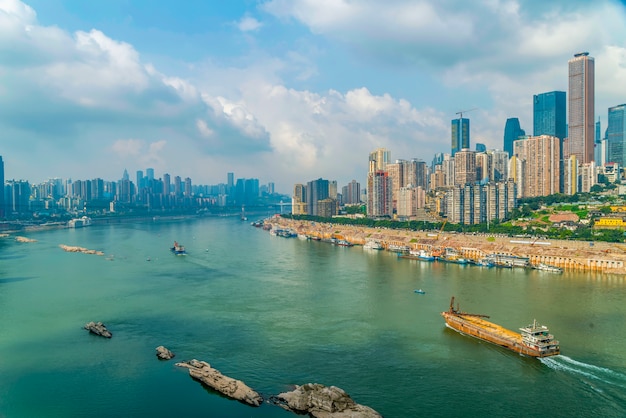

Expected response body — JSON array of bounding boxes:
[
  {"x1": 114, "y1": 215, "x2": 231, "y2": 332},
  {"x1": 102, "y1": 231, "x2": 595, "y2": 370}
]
[{"x1": 1, "y1": 216, "x2": 625, "y2": 417}]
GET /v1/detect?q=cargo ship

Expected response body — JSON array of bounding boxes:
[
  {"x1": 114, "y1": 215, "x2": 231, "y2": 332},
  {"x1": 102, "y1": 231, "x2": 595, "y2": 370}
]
[{"x1": 441, "y1": 297, "x2": 560, "y2": 358}]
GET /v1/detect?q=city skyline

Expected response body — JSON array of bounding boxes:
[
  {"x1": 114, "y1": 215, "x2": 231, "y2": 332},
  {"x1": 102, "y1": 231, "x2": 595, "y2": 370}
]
[{"x1": 2, "y1": 1, "x2": 626, "y2": 193}]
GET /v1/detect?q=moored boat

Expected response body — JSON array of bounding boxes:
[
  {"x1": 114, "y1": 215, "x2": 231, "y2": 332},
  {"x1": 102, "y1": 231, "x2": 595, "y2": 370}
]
[
  {"x1": 363, "y1": 240, "x2": 383, "y2": 250},
  {"x1": 533, "y1": 263, "x2": 563, "y2": 273},
  {"x1": 441, "y1": 297, "x2": 560, "y2": 358}
]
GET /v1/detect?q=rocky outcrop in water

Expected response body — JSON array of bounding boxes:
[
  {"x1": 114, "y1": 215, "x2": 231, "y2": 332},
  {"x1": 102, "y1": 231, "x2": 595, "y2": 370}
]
[
  {"x1": 273, "y1": 383, "x2": 382, "y2": 417},
  {"x1": 60, "y1": 244, "x2": 104, "y2": 256},
  {"x1": 84, "y1": 321, "x2": 112, "y2": 338},
  {"x1": 175, "y1": 359, "x2": 262, "y2": 407},
  {"x1": 156, "y1": 346, "x2": 175, "y2": 360}
]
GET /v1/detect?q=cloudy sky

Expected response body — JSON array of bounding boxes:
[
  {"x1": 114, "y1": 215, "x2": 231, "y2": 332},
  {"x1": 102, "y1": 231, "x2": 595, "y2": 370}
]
[{"x1": 2, "y1": 0, "x2": 626, "y2": 193}]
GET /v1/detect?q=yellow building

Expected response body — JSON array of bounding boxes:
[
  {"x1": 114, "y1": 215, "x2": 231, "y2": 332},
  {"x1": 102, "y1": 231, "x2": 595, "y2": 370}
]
[{"x1": 594, "y1": 217, "x2": 626, "y2": 229}]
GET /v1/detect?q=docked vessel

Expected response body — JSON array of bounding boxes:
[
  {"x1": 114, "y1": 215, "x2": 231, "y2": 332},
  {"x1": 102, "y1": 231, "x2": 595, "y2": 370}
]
[
  {"x1": 363, "y1": 240, "x2": 383, "y2": 250},
  {"x1": 68, "y1": 216, "x2": 92, "y2": 228},
  {"x1": 441, "y1": 297, "x2": 560, "y2": 358},
  {"x1": 408, "y1": 249, "x2": 435, "y2": 261},
  {"x1": 533, "y1": 263, "x2": 563, "y2": 273},
  {"x1": 171, "y1": 241, "x2": 187, "y2": 255}
]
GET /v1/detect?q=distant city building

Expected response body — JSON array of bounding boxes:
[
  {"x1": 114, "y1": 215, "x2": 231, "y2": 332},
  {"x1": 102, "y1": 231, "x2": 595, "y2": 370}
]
[
  {"x1": 396, "y1": 186, "x2": 426, "y2": 218},
  {"x1": 306, "y1": 178, "x2": 330, "y2": 216},
  {"x1": 475, "y1": 152, "x2": 492, "y2": 183},
  {"x1": 444, "y1": 181, "x2": 516, "y2": 225},
  {"x1": 367, "y1": 171, "x2": 392, "y2": 217},
  {"x1": 503, "y1": 118, "x2": 526, "y2": 157},
  {"x1": 607, "y1": 104, "x2": 626, "y2": 166},
  {"x1": 563, "y1": 155, "x2": 579, "y2": 195},
  {"x1": 533, "y1": 91, "x2": 567, "y2": 140},
  {"x1": 292, "y1": 183, "x2": 307, "y2": 215},
  {"x1": 513, "y1": 135, "x2": 561, "y2": 198},
  {"x1": 568, "y1": 52, "x2": 595, "y2": 163},
  {"x1": 488, "y1": 150, "x2": 510, "y2": 182},
  {"x1": 451, "y1": 118, "x2": 470, "y2": 156},
  {"x1": 475, "y1": 143, "x2": 487, "y2": 152},
  {"x1": 342, "y1": 180, "x2": 361, "y2": 205},
  {"x1": 369, "y1": 148, "x2": 391, "y2": 173},
  {"x1": 453, "y1": 149, "x2": 477, "y2": 186}
]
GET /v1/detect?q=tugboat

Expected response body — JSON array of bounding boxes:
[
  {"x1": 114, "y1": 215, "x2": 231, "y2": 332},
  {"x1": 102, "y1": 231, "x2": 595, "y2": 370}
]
[{"x1": 170, "y1": 241, "x2": 187, "y2": 255}]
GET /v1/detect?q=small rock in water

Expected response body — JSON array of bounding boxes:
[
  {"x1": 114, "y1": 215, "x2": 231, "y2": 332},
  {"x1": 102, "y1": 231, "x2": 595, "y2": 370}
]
[
  {"x1": 156, "y1": 345, "x2": 175, "y2": 360},
  {"x1": 84, "y1": 321, "x2": 112, "y2": 338}
]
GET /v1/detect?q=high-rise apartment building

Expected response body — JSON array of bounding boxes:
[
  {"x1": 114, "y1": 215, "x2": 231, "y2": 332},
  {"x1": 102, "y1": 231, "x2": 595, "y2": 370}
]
[
  {"x1": 453, "y1": 149, "x2": 477, "y2": 185},
  {"x1": 489, "y1": 150, "x2": 510, "y2": 182},
  {"x1": 369, "y1": 148, "x2": 390, "y2": 173},
  {"x1": 306, "y1": 178, "x2": 329, "y2": 216},
  {"x1": 503, "y1": 118, "x2": 526, "y2": 157},
  {"x1": 513, "y1": 135, "x2": 561, "y2": 198},
  {"x1": 568, "y1": 52, "x2": 595, "y2": 163},
  {"x1": 607, "y1": 104, "x2": 626, "y2": 166},
  {"x1": 533, "y1": 91, "x2": 567, "y2": 140},
  {"x1": 292, "y1": 183, "x2": 307, "y2": 214},
  {"x1": 367, "y1": 171, "x2": 392, "y2": 217},
  {"x1": 341, "y1": 180, "x2": 361, "y2": 205},
  {"x1": 451, "y1": 118, "x2": 470, "y2": 156}
]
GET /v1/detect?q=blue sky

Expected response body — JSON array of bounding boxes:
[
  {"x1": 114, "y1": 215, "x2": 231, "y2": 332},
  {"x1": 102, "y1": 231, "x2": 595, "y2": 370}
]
[{"x1": 2, "y1": 0, "x2": 626, "y2": 193}]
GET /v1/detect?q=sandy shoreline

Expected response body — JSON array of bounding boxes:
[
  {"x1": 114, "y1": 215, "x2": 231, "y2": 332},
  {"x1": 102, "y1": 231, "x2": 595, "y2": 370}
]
[{"x1": 267, "y1": 217, "x2": 626, "y2": 275}]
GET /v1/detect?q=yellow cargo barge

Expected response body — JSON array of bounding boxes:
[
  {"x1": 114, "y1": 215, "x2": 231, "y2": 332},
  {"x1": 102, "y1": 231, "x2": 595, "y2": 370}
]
[{"x1": 441, "y1": 297, "x2": 560, "y2": 358}]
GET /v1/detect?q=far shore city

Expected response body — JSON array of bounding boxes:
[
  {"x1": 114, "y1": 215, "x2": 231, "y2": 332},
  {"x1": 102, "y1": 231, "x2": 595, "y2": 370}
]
[{"x1": 3, "y1": 52, "x2": 626, "y2": 244}]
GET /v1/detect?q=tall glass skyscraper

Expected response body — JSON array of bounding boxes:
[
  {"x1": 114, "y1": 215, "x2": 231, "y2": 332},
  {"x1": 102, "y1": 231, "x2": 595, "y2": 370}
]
[
  {"x1": 568, "y1": 52, "x2": 595, "y2": 163},
  {"x1": 451, "y1": 118, "x2": 470, "y2": 156},
  {"x1": 533, "y1": 91, "x2": 566, "y2": 140},
  {"x1": 503, "y1": 118, "x2": 526, "y2": 157},
  {"x1": 607, "y1": 104, "x2": 626, "y2": 166}
]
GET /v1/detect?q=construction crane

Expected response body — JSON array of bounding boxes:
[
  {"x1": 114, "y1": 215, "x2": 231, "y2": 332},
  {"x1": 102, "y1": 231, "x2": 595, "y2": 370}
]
[{"x1": 455, "y1": 108, "x2": 477, "y2": 119}]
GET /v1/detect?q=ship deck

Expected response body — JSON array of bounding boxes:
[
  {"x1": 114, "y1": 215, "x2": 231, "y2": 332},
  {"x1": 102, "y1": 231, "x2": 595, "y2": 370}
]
[{"x1": 444, "y1": 313, "x2": 522, "y2": 343}]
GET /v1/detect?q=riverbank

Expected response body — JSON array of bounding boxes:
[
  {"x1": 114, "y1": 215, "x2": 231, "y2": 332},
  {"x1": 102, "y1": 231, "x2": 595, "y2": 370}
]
[{"x1": 266, "y1": 217, "x2": 626, "y2": 274}]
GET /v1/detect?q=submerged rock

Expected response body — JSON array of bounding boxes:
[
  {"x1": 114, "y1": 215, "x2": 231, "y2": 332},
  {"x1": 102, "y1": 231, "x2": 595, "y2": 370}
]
[
  {"x1": 175, "y1": 359, "x2": 262, "y2": 407},
  {"x1": 84, "y1": 321, "x2": 112, "y2": 338},
  {"x1": 156, "y1": 346, "x2": 175, "y2": 360},
  {"x1": 274, "y1": 383, "x2": 382, "y2": 418}
]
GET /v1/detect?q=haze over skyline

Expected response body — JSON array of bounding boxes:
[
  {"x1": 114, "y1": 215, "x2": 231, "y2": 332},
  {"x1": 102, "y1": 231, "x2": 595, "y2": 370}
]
[{"x1": 2, "y1": 0, "x2": 626, "y2": 193}]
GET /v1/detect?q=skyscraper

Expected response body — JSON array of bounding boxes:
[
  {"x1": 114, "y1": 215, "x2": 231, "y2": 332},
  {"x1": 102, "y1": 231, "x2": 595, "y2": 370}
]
[
  {"x1": 306, "y1": 178, "x2": 329, "y2": 216},
  {"x1": 568, "y1": 52, "x2": 595, "y2": 163},
  {"x1": 451, "y1": 118, "x2": 470, "y2": 156},
  {"x1": 607, "y1": 104, "x2": 626, "y2": 166},
  {"x1": 368, "y1": 148, "x2": 390, "y2": 173},
  {"x1": 533, "y1": 91, "x2": 566, "y2": 140},
  {"x1": 503, "y1": 118, "x2": 526, "y2": 157}
]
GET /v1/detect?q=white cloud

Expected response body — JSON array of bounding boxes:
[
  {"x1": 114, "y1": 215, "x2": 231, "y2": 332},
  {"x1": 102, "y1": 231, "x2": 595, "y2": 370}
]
[{"x1": 237, "y1": 16, "x2": 262, "y2": 32}]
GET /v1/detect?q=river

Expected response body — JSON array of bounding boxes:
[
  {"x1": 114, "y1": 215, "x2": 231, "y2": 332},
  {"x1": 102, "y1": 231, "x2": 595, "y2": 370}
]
[{"x1": 1, "y1": 216, "x2": 625, "y2": 417}]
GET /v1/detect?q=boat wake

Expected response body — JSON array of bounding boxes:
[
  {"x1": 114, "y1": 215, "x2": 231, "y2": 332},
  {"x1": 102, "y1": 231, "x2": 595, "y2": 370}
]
[{"x1": 540, "y1": 355, "x2": 626, "y2": 389}]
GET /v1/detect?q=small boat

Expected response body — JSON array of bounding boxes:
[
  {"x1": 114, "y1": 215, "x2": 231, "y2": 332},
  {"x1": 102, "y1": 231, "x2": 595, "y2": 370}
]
[
  {"x1": 171, "y1": 241, "x2": 186, "y2": 255},
  {"x1": 414, "y1": 289, "x2": 426, "y2": 294}
]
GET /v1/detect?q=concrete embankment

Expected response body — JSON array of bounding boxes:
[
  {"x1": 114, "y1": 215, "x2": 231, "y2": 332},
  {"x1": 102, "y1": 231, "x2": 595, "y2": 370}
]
[{"x1": 266, "y1": 218, "x2": 626, "y2": 275}]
